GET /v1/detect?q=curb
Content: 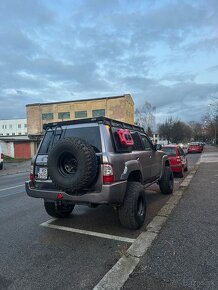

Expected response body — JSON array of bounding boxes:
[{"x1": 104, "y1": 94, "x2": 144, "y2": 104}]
[
  {"x1": 93, "y1": 164, "x2": 200, "y2": 290},
  {"x1": 0, "y1": 169, "x2": 29, "y2": 177}
]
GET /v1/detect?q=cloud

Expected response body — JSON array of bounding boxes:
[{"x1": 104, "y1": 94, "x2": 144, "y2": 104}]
[{"x1": 0, "y1": 0, "x2": 218, "y2": 125}]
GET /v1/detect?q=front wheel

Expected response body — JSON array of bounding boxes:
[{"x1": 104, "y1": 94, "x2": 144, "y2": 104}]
[
  {"x1": 118, "y1": 182, "x2": 146, "y2": 230},
  {"x1": 44, "y1": 200, "x2": 75, "y2": 218},
  {"x1": 159, "y1": 167, "x2": 174, "y2": 195}
]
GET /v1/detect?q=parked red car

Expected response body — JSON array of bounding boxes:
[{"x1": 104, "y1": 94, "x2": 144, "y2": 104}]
[
  {"x1": 187, "y1": 142, "x2": 203, "y2": 153},
  {"x1": 161, "y1": 145, "x2": 188, "y2": 178}
]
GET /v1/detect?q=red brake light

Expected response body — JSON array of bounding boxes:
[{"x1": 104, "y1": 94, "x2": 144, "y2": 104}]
[
  {"x1": 30, "y1": 173, "x2": 35, "y2": 182},
  {"x1": 176, "y1": 157, "x2": 181, "y2": 163},
  {"x1": 1, "y1": 153, "x2": 3, "y2": 159},
  {"x1": 103, "y1": 164, "x2": 114, "y2": 184}
]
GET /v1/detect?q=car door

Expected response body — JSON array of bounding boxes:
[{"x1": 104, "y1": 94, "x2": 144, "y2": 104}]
[{"x1": 139, "y1": 134, "x2": 155, "y2": 182}]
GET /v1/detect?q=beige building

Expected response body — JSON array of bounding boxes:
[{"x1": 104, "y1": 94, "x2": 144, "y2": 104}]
[{"x1": 26, "y1": 94, "x2": 134, "y2": 136}]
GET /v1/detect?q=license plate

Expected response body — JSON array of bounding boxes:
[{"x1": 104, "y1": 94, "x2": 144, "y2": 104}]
[{"x1": 38, "y1": 167, "x2": 48, "y2": 179}]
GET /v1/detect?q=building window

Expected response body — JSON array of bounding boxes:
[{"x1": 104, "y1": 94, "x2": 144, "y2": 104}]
[
  {"x1": 9, "y1": 124, "x2": 13, "y2": 129},
  {"x1": 12, "y1": 133, "x2": 15, "y2": 135},
  {"x1": 92, "y1": 109, "x2": 105, "y2": 117},
  {"x1": 42, "y1": 113, "x2": 54, "y2": 120},
  {"x1": 18, "y1": 133, "x2": 22, "y2": 135},
  {"x1": 18, "y1": 124, "x2": 21, "y2": 128},
  {"x1": 24, "y1": 124, "x2": 27, "y2": 128},
  {"x1": 75, "y1": 111, "x2": 87, "y2": 119},
  {"x1": 6, "y1": 133, "x2": 9, "y2": 136},
  {"x1": 2, "y1": 125, "x2": 7, "y2": 129},
  {"x1": 58, "y1": 112, "x2": 70, "y2": 120}
]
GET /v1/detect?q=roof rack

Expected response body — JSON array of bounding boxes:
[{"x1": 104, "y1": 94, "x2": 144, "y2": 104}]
[{"x1": 43, "y1": 117, "x2": 145, "y2": 133}]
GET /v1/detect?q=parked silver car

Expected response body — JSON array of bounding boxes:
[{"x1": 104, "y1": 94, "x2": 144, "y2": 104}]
[{"x1": 26, "y1": 117, "x2": 173, "y2": 229}]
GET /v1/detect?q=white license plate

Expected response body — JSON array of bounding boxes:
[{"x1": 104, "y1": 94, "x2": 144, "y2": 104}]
[{"x1": 38, "y1": 167, "x2": 48, "y2": 179}]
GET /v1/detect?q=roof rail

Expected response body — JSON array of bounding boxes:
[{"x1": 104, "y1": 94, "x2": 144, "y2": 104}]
[{"x1": 43, "y1": 117, "x2": 145, "y2": 133}]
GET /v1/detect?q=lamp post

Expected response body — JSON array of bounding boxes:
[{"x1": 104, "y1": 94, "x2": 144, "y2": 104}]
[{"x1": 208, "y1": 104, "x2": 217, "y2": 145}]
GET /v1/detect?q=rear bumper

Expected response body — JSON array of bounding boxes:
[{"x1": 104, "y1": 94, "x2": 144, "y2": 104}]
[{"x1": 25, "y1": 180, "x2": 127, "y2": 205}]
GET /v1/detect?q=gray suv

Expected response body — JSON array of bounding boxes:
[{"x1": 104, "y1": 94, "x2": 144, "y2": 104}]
[{"x1": 25, "y1": 117, "x2": 173, "y2": 229}]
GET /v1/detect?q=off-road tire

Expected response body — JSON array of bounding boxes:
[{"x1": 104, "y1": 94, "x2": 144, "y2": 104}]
[
  {"x1": 159, "y1": 166, "x2": 174, "y2": 195},
  {"x1": 44, "y1": 200, "x2": 74, "y2": 218},
  {"x1": 47, "y1": 137, "x2": 97, "y2": 193},
  {"x1": 118, "y1": 182, "x2": 146, "y2": 230}
]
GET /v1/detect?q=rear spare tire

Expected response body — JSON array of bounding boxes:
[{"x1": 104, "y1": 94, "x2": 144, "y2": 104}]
[{"x1": 47, "y1": 137, "x2": 97, "y2": 192}]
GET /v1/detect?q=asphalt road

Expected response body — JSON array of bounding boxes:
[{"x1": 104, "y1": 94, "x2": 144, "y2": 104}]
[{"x1": 0, "y1": 153, "x2": 200, "y2": 290}]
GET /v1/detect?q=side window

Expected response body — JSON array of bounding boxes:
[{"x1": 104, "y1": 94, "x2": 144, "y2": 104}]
[
  {"x1": 140, "y1": 135, "x2": 153, "y2": 151},
  {"x1": 131, "y1": 132, "x2": 143, "y2": 151},
  {"x1": 178, "y1": 147, "x2": 184, "y2": 156}
]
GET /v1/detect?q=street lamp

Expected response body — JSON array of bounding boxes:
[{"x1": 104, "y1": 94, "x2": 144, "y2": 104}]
[{"x1": 208, "y1": 104, "x2": 217, "y2": 145}]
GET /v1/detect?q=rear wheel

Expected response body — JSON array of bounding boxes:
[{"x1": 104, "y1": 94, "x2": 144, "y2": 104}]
[
  {"x1": 159, "y1": 167, "x2": 174, "y2": 195},
  {"x1": 44, "y1": 200, "x2": 75, "y2": 218},
  {"x1": 118, "y1": 182, "x2": 146, "y2": 230}
]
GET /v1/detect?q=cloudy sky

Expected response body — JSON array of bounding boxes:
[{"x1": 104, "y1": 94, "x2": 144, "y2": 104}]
[{"x1": 0, "y1": 0, "x2": 218, "y2": 124}]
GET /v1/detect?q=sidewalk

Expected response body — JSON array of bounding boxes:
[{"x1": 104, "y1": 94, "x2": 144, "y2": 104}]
[
  {"x1": 123, "y1": 146, "x2": 218, "y2": 290},
  {"x1": 0, "y1": 160, "x2": 31, "y2": 176}
]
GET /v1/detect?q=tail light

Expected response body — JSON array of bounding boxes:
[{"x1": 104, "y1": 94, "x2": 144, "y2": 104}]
[
  {"x1": 1, "y1": 153, "x2": 3, "y2": 159},
  {"x1": 30, "y1": 165, "x2": 35, "y2": 182},
  {"x1": 103, "y1": 164, "x2": 114, "y2": 184},
  {"x1": 176, "y1": 157, "x2": 181, "y2": 163}
]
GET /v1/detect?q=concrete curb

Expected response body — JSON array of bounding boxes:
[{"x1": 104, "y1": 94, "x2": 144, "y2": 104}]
[
  {"x1": 0, "y1": 169, "x2": 29, "y2": 177},
  {"x1": 93, "y1": 164, "x2": 200, "y2": 290}
]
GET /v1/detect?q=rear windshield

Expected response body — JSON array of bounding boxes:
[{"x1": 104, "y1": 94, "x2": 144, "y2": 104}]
[
  {"x1": 38, "y1": 125, "x2": 101, "y2": 154},
  {"x1": 162, "y1": 147, "x2": 176, "y2": 156}
]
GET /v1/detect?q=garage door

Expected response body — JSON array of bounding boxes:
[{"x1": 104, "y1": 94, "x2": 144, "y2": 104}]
[{"x1": 14, "y1": 143, "x2": 31, "y2": 159}]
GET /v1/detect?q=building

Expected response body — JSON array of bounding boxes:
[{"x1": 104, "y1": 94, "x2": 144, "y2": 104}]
[
  {"x1": 0, "y1": 136, "x2": 37, "y2": 159},
  {"x1": 26, "y1": 94, "x2": 134, "y2": 136},
  {"x1": 0, "y1": 118, "x2": 27, "y2": 136},
  {"x1": 152, "y1": 133, "x2": 168, "y2": 145}
]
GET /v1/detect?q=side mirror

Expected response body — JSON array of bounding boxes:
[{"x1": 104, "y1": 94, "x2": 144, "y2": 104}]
[{"x1": 154, "y1": 144, "x2": 162, "y2": 150}]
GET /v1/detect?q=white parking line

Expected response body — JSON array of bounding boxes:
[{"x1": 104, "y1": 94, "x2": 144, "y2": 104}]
[
  {"x1": 40, "y1": 219, "x2": 136, "y2": 243},
  {"x1": 0, "y1": 184, "x2": 24, "y2": 192}
]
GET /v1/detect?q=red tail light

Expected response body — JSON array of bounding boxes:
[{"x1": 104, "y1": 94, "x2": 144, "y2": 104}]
[
  {"x1": 103, "y1": 164, "x2": 114, "y2": 184},
  {"x1": 30, "y1": 165, "x2": 34, "y2": 182},
  {"x1": 30, "y1": 173, "x2": 35, "y2": 182},
  {"x1": 1, "y1": 153, "x2": 3, "y2": 159},
  {"x1": 176, "y1": 157, "x2": 181, "y2": 163}
]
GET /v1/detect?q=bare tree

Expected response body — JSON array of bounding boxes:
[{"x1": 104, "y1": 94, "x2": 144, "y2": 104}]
[
  {"x1": 159, "y1": 117, "x2": 192, "y2": 144},
  {"x1": 135, "y1": 101, "x2": 156, "y2": 132}
]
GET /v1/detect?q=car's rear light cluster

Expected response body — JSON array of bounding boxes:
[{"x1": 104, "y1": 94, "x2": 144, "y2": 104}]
[
  {"x1": 1, "y1": 153, "x2": 3, "y2": 159},
  {"x1": 103, "y1": 164, "x2": 114, "y2": 184},
  {"x1": 29, "y1": 165, "x2": 35, "y2": 182},
  {"x1": 176, "y1": 157, "x2": 181, "y2": 163}
]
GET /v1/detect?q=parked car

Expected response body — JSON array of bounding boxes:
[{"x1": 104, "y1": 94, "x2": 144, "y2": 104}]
[
  {"x1": 161, "y1": 144, "x2": 188, "y2": 178},
  {"x1": 187, "y1": 142, "x2": 203, "y2": 153},
  {"x1": 25, "y1": 117, "x2": 174, "y2": 230},
  {"x1": 0, "y1": 145, "x2": 3, "y2": 170}
]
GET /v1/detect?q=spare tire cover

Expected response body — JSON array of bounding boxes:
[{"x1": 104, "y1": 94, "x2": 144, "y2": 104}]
[{"x1": 47, "y1": 137, "x2": 98, "y2": 192}]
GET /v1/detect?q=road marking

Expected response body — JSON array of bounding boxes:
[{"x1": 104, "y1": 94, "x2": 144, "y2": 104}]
[
  {"x1": 0, "y1": 184, "x2": 24, "y2": 192},
  {"x1": 40, "y1": 219, "x2": 136, "y2": 243}
]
